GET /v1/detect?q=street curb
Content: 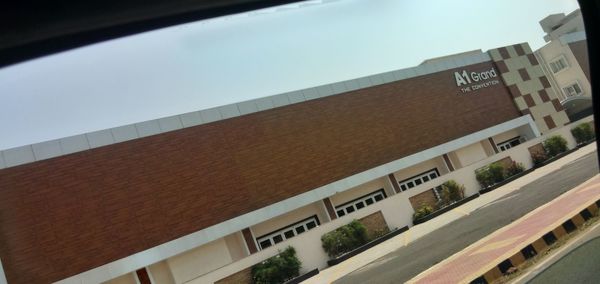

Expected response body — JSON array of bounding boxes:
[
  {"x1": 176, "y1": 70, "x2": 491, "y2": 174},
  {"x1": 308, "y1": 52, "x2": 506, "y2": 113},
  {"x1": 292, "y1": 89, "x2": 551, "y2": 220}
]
[{"x1": 469, "y1": 200, "x2": 600, "y2": 284}]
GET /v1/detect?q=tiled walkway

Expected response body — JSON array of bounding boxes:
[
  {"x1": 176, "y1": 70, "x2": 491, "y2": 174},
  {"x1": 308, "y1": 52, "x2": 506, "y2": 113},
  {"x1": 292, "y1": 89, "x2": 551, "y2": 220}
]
[{"x1": 409, "y1": 174, "x2": 600, "y2": 284}]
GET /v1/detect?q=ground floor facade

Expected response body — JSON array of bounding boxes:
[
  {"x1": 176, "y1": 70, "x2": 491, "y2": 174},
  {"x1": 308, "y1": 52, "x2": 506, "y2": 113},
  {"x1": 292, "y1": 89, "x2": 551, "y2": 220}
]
[{"x1": 103, "y1": 115, "x2": 593, "y2": 284}]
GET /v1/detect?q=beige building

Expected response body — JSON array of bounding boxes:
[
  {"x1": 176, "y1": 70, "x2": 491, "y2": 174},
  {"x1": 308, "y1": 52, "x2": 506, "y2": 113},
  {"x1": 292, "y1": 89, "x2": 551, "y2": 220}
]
[{"x1": 534, "y1": 9, "x2": 591, "y2": 120}]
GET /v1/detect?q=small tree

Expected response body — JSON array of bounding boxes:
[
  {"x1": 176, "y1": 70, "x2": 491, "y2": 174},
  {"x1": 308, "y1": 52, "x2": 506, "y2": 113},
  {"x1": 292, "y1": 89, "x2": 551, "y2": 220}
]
[
  {"x1": 543, "y1": 135, "x2": 568, "y2": 157},
  {"x1": 252, "y1": 246, "x2": 301, "y2": 284},
  {"x1": 571, "y1": 123, "x2": 595, "y2": 144}
]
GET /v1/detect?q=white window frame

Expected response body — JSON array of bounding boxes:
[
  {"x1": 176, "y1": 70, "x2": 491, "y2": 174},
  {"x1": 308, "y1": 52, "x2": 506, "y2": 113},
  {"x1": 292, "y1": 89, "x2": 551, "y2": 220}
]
[
  {"x1": 334, "y1": 189, "x2": 386, "y2": 218},
  {"x1": 256, "y1": 216, "x2": 320, "y2": 250},
  {"x1": 397, "y1": 168, "x2": 440, "y2": 192},
  {"x1": 548, "y1": 54, "x2": 569, "y2": 74},
  {"x1": 562, "y1": 81, "x2": 584, "y2": 98},
  {"x1": 496, "y1": 136, "x2": 521, "y2": 152}
]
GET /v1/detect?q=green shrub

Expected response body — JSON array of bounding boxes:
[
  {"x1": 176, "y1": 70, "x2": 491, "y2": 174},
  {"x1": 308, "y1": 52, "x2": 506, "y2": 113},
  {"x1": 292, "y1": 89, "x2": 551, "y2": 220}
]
[
  {"x1": 413, "y1": 204, "x2": 434, "y2": 221},
  {"x1": 439, "y1": 180, "x2": 465, "y2": 205},
  {"x1": 543, "y1": 135, "x2": 568, "y2": 157},
  {"x1": 321, "y1": 220, "x2": 369, "y2": 258},
  {"x1": 252, "y1": 246, "x2": 301, "y2": 284},
  {"x1": 505, "y1": 161, "x2": 525, "y2": 177},
  {"x1": 475, "y1": 168, "x2": 494, "y2": 188},
  {"x1": 531, "y1": 151, "x2": 548, "y2": 165},
  {"x1": 571, "y1": 123, "x2": 595, "y2": 144},
  {"x1": 475, "y1": 163, "x2": 505, "y2": 188},
  {"x1": 488, "y1": 162, "x2": 505, "y2": 183}
]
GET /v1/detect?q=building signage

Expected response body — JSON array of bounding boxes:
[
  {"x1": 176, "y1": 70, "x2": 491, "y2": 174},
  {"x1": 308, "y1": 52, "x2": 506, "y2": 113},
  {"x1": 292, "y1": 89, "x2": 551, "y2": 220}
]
[{"x1": 454, "y1": 68, "x2": 500, "y2": 94}]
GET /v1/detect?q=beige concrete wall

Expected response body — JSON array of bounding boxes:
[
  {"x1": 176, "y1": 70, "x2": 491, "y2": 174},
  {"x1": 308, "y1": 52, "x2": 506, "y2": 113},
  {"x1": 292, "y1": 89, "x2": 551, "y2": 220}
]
[
  {"x1": 167, "y1": 237, "x2": 233, "y2": 284},
  {"x1": 454, "y1": 141, "x2": 488, "y2": 167},
  {"x1": 481, "y1": 140, "x2": 496, "y2": 157},
  {"x1": 103, "y1": 273, "x2": 137, "y2": 284},
  {"x1": 149, "y1": 261, "x2": 176, "y2": 284},
  {"x1": 250, "y1": 201, "x2": 328, "y2": 239},
  {"x1": 392, "y1": 157, "x2": 448, "y2": 183},
  {"x1": 537, "y1": 40, "x2": 591, "y2": 101},
  {"x1": 329, "y1": 178, "x2": 386, "y2": 206},
  {"x1": 492, "y1": 129, "x2": 520, "y2": 145},
  {"x1": 447, "y1": 151, "x2": 463, "y2": 169},
  {"x1": 224, "y1": 232, "x2": 247, "y2": 262},
  {"x1": 381, "y1": 175, "x2": 397, "y2": 197}
]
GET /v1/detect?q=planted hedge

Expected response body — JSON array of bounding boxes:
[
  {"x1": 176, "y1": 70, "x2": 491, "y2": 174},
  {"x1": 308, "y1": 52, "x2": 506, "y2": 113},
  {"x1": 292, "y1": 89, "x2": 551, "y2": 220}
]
[
  {"x1": 321, "y1": 220, "x2": 369, "y2": 259},
  {"x1": 476, "y1": 161, "x2": 526, "y2": 190},
  {"x1": 571, "y1": 123, "x2": 595, "y2": 145},
  {"x1": 530, "y1": 134, "x2": 570, "y2": 166},
  {"x1": 252, "y1": 246, "x2": 301, "y2": 284},
  {"x1": 543, "y1": 135, "x2": 568, "y2": 157}
]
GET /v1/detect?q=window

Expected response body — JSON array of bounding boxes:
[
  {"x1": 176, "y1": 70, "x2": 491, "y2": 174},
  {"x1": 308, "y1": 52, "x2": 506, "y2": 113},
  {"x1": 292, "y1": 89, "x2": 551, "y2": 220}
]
[
  {"x1": 562, "y1": 82, "x2": 583, "y2": 98},
  {"x1": 497, "y1": 136, "x2": 521, "y2": 152},
  {"x1": 549, "y1": 55, "x2": 568, "y2": 74},
  {"x1": 397, "y1": 168, "x2": 440, "y2": 192},
  {"x1": 256, "y1": 216, "x2": 320, "y2": 250},
  {"x1": 259, "y1": 240, "x2": 272, "y2": 249},
  {"x1": 284, "y1": 230, "x2": 294, "y2": 238},
  {"x1": 334, "y1": 189, "x2": 387, "y2": 217}
]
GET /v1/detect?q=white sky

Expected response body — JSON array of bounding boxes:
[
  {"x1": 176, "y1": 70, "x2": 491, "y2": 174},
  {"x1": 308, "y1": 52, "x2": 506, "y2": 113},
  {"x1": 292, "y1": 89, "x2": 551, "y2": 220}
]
[{"x1": 0, "y1": 0, "x2": 580, "y2": 150}]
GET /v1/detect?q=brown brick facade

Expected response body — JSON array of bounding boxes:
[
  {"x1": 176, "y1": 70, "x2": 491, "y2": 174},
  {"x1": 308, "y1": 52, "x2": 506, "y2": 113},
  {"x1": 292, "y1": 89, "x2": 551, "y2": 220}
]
[
  {"x1": 358, "y1": 211, "x2": 389, "y2": 239},
  {"x1": 0, "y1": 62, "x2": 520, "y2": 283},
  {"x1": 409, "y1": 190, "x2": 438, "y2": 210}
]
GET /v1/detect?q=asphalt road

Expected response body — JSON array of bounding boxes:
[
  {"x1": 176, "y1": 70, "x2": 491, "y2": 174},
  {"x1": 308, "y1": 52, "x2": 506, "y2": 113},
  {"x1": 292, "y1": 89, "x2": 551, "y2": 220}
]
[{"x1": 335, "y1": 151, "x2": 599, "y2": 284}]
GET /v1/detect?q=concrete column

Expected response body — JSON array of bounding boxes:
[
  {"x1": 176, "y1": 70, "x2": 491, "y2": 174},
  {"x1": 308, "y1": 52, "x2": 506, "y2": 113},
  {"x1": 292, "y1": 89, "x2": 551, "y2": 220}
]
[
  {"x1": 442, "y1": 154, "x2": 455, "y2": 172},
  {"x1": 136, "y1": 268, "x2": 152, "y2": 284},
  {"x1": 241, "y1": 228, "x2": 258, "y2": 254},
  {"x1": 387, "y1": 174, "x2": 402, "y2": 193},
  {"x1": 322, "y1": 198, "x2": 337, "y2": 220},
  {"x1": 488, "y1": 137, "x2": 500, "y2": 153}
]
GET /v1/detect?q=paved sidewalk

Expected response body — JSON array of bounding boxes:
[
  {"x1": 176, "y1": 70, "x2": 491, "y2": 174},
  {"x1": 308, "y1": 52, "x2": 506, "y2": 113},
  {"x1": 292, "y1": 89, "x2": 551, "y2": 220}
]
[
  {"x1": 304, "y1": 143, "x2": 597, "y2": 284},
  {"x1": 409, "y1": 174, "x2": 600, "y2": 283}
]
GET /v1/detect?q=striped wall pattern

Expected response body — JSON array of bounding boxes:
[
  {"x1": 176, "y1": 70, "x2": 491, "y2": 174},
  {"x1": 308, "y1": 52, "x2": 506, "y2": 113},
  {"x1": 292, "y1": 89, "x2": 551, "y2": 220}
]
[
  {"x1": 488, "y1": 43, "x2": 570, "y2": 134},
  {"x1": 471, "y1": 199, "x2": 600, "y2": 284}
]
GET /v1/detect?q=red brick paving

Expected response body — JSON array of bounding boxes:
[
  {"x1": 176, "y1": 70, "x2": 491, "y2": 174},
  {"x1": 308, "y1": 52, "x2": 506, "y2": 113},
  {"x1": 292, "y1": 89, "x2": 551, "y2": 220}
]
[{"x1": 412, "y1": 175, "x2": 600, "y2": 284}]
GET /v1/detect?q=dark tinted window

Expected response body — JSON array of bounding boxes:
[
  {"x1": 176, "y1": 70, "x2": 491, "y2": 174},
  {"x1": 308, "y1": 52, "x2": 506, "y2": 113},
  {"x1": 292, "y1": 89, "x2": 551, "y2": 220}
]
[
  {"x1": 260, "y1": 240, "x2": 272, "y2": 249},
  {"x1": 284, "y1": 230, "x2": 295, "y2": 239},
  {"x1": 295, "y1": 226, "x2": 305, "y2": 234},
  {"x1": 273, "y1": 235, "x2": 283, "y2": 244},
  {"x1": 306, "y1": 221, "x2": 317, "y2": 229}
]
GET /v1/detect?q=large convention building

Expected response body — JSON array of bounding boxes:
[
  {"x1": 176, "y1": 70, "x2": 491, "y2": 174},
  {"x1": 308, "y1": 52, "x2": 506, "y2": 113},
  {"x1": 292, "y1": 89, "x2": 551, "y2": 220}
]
[{"x1": 0, "y1": 41, "x2": 585, "y2": 284}]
